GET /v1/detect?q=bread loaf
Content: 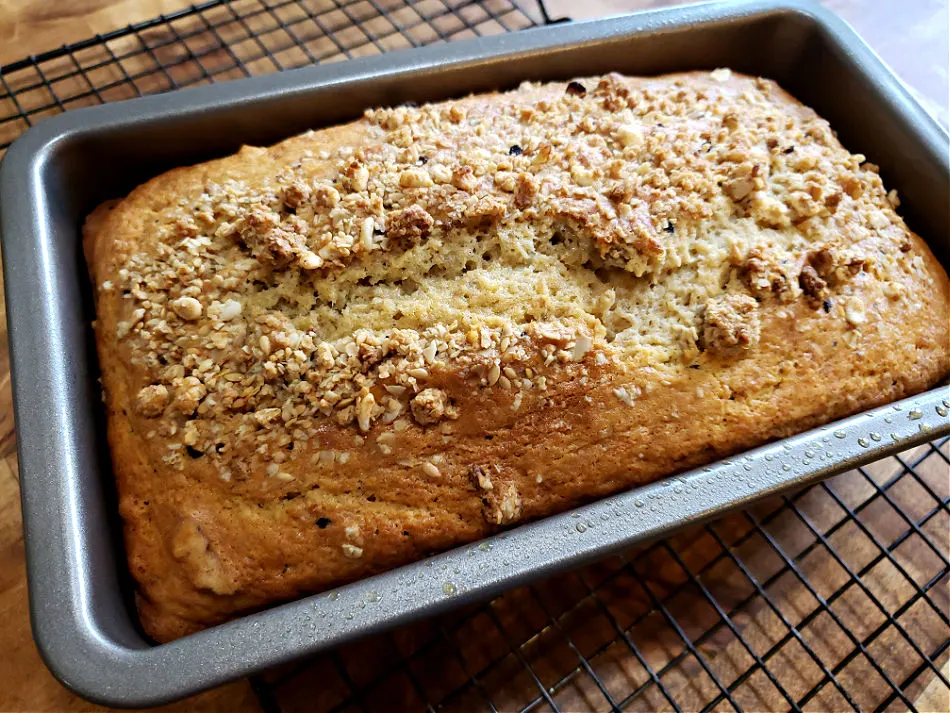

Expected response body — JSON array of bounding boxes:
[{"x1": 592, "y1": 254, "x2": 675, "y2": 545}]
[{"x1": 84, "y1": 70, "x2": 950, "y2": 642}]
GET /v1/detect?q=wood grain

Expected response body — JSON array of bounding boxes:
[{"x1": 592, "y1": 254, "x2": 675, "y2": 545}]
[
  {"x1": 0, "y1": 1, "x2": 946, "y2": 712},
  {"x1": 0, "y1": 0, "x2": 198, "y2": 66}
]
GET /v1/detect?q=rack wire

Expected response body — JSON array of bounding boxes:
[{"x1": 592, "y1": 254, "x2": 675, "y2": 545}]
[
  {"x1": 1, "y1": 2, "x2": 947, "y2": 711},
  {"x1": 0, "y1": 0, "x2": 554, "y2": 153}
]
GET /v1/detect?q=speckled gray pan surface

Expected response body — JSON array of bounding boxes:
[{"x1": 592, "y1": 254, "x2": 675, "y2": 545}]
[{"x1": 1, "y1": 0, "x2": 948, "y2": 706}]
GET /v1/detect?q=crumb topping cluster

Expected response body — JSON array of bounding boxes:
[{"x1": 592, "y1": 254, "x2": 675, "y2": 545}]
[{"x1": 102, "y1": 70, "x2": 912, "y2": 484}]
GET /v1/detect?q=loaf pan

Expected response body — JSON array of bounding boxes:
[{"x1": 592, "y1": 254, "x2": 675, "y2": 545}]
[{"x1": 2, "y1": 0, "x2": 948, "y2": 706}]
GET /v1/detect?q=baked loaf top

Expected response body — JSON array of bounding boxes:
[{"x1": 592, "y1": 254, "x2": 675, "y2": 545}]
[{"x1": 84, "y1": 70, "x2": 949, "y2": 642}]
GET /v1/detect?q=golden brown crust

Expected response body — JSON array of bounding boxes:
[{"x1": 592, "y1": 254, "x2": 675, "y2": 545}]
[{"x1": 84, "y1": 70, "x2": 950, "y2": 642}]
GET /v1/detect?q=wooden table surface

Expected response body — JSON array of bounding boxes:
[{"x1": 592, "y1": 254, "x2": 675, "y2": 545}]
[{"x1": 0, "y1": 1, "x2": 946, "y2": 711}]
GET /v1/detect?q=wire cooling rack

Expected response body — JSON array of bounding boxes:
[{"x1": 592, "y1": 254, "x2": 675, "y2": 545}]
[
  {"x1": 0, "y1": 0, "x2": 556, "y2": 153},
  {"x1": 1, "y1": 2, "x2": 947, "y2": 711}
]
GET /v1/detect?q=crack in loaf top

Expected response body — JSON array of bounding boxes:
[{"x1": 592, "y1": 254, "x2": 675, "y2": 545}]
[{"x1": 93, "y1": 69, "x2": 913, "y2": 483}]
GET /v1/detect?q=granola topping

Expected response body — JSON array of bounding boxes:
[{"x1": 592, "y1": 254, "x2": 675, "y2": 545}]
[{"x1": 105, "y1": 71, "x2": 911, "y2": 470}]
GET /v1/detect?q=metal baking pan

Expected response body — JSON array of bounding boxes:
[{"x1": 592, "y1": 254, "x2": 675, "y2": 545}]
[{"x1": 2, "y1": 0, "x2": 948, "y2": 706}]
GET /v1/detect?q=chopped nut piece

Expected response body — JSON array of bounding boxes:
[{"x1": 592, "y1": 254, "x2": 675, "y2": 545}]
[
  {"x1": 724, "y1": 177, "x2": 756, "y2": 202},
  {"x1": 341, "y1": 544, "x2": 363, "y2": 559},
  {"x1": 259, "y1": 228, "x2": 301, "y2": 267},
  {"x1": 411, "y1": 388, "x2": 448, "y2": 426},
  {"x1": 469, "y1": 465, "x2": 493, "y2": 491},
  {"x1": 479, "y1": 480, "x2": 522, "y2": 526},
  {"x1": 360, "y1": 217, "x2": 376, "y2": 251},
  {"x1": 281, "y1": 181, "x2": 310, "y2": 209},
  {"x1": 348, "y1": 165, "x2": 369, "y2": 192},
  {"x1": 571, "y1": 165, "x2": 595, "y2": 187},
  {"x1": 169, "y1": 519, "x2": 236, "y2": 594},
  {"x1": 312, "y1": 183, "x2": 340, "y2": 208},
  {"x1": 136, "y1": 384, "x2": 168, "y2": 417},
  {"x1": 613, "y1": 386, "x2": 637, "y2": 407},
  {"x1": 702, "y1": 294, "x2": 761, "y2": 351},
  {"x1": 805, "y1": 247, "x2": 868, "y2": 286},
  {"x1": 514, "y1": 172, "x2": 538, "y2": 208},
  {"x1": 388, "y1": 205, "x2": 434, "y2": 241},
  {"x1": 356, "y1": 391, "x2": 377, "y2": 432},
  {"x1": 430, "y1": 164, "x2": 452, "y2": 184},
  {"x1": 399, "y1": 168, "x2": 434, "y2": 189},
  {"x1": 182, "y1": 421, "x2": 199, "y2": 446},
  {"x1": 799, "y1": 265, "x2": 828, "y2": 303},
  {"x1": 742, "y1": 251, "x2": 790, "y2": 299},
  {"x1": 467, "y1": 195, "x2": 507, "y2": 228},
  {"x1": 173, "y1": 377, "x2": 207, "y2": 415},
  {"x1": 844, "y1": 297, "x2": 867, "y2": 326},
  {"x1": 615, "y1": 124, "x2": 643, "y2": 148},
  {"x1": 171, "y1": 296, "x2": 203, "y2": 321},
  {"x1": 572, "y1": 335, "x2": 593, "y2": 361},
  {"x1": 298, "y1": 250, "x2": 324, "y2": 271},
  {"x1": 494, "y1": 171, "x2": 517, "y2": 192},
  {"x1": 452, "y1": 165, "x2": 478, "y2": 192},
  {"x1": 495, "y1": 485, "x2": 522, "y2": 524}
]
